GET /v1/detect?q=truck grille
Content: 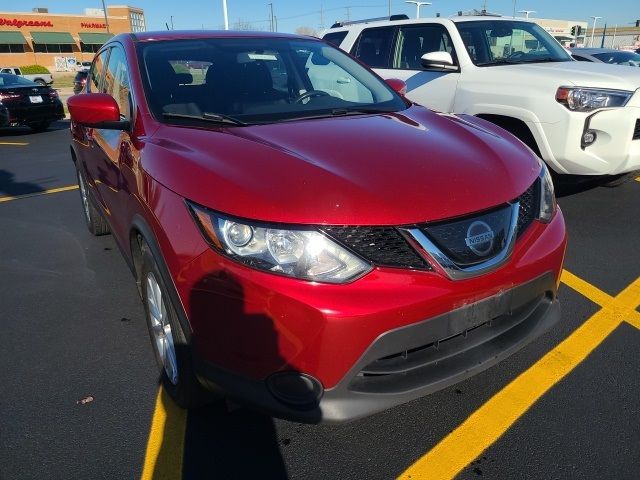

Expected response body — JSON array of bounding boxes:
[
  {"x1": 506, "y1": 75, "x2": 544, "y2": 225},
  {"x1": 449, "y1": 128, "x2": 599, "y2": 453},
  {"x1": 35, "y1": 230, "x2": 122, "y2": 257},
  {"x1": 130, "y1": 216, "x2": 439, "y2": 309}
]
[{"x1": 322, "y1": 179, "x2": 538, "y2": 271}]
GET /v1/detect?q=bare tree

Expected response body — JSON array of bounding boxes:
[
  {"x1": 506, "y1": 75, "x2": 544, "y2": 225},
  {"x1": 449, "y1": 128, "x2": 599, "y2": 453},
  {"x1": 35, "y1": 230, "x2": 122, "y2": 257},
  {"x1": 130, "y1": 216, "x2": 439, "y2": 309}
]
[
  {"x1": 233, "y1": 19, "x2": 262, "y2": 31},
  {"x1": 295, "y1": 26, "x2": 318, "y2": 37}
]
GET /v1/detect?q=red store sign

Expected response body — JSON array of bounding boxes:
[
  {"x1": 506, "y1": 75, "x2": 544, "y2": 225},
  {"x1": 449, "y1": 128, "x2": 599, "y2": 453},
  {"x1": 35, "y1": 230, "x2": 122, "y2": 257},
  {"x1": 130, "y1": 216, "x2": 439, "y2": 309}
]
[
  {"x1": 0, "y1": 18, "x2": 53, "y2": 28},
  {"x1": 81, "y1": 22, "x2": 107, "y2": 29}
]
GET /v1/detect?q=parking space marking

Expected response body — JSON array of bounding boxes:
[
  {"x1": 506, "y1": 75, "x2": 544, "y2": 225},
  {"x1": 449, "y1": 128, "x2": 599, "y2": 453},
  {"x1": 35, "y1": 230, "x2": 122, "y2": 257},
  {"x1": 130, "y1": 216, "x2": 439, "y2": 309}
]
[
  {"x1": 399, "y1": 272, "x2": 640, "y2": 480},
  {"x1": 140, "y1": 388, "x2": 187, "y2": 480},
  {"x1": 0, "y1": 141, "x2": 29, "y2": 146},
  {"x1": 0, "y1": 185, "x2": 78, "y2": 203}
]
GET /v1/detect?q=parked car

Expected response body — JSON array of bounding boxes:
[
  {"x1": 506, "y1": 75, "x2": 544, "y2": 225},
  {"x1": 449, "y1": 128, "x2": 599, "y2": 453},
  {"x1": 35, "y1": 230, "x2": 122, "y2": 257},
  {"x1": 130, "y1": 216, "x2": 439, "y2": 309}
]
[
  {"x1": 68, "y1": 31, "x2": 566, "y2": 423},
  {"x1": 0, "y1": 66, "x2": 53, "y2": 86},
  {"x1": 570, "y1": 48, "x2": 640, "y2": 66},
  {"x1": 0, "y1": 73, "x2": 64, "y2": 131},
  {"x1": 73, "y1": 71, "x2": 88, "y2": 94},
  {"x1": 76, "y1": 61, "x2": 92, "y2": 72},
  {"x1": 322, "y1": 16, "x2": 640, "y2": 184}
]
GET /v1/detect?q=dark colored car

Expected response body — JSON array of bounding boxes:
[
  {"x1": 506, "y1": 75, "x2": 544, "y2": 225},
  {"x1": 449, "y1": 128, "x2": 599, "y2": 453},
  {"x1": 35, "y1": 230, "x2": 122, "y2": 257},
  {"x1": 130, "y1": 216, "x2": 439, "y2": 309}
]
[
  {"x1": 68, "y1": 31, "x2": 566, "y2": 423},
  {"x1": 73, "y1": 71, "x2": 88, "y2": 94},
  {"x1": 0, "y1": 73, "x2": 64, "y2": 131},
  {"x1": 570, "y1": 47, "x2": 640, "y2": 66}
]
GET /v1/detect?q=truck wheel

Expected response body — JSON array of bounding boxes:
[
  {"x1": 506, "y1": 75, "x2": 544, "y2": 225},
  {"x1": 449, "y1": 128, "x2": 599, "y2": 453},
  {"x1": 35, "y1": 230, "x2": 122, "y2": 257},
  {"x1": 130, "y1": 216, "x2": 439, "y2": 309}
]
[
  {"x1": 76, "y1": 165, "x2": 110, "y2": 236},
  {"x1": 34, "y1": 79, "x2": 46, "y2": 86},
  {"x1": 139, "y1": 240, "x2": 216, "y2": 408}
]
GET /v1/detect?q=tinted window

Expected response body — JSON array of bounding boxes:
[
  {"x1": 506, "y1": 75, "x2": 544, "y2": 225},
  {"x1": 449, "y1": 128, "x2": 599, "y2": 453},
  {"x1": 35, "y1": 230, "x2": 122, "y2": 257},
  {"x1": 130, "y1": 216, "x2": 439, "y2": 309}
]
[
  {"x1": 138, "y1": 37, "x2": 406, "y2": 125},
  {"x1": 103, "y1": 46, "x2": 131, "y2": 120},
  {"x1": 89, "y1": 48, "x2": 110, "y2": 92},
  {"x1": 323, "y1": 31, "x2": 348, "y2": 47},
  {"x1": 394, "y1": 24, "x2": 455, "y2": 69},
  {"x1": 351, "y1": 27, "x2": 395, "y2": 68},
  {"x1": 592, "y1": 51, "x2": 640, "y2": 65},
  {"x1": 572, "y1": 55, "x2": 592, "y2": 62},
  {"x1": 0, "y1": 73, "x2": 37, "y2": 87}
]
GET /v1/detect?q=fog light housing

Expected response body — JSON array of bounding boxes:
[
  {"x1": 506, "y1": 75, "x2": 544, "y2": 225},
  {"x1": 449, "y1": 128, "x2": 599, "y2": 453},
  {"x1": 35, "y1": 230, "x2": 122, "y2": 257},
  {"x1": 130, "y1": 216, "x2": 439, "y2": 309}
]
[
  {"x1": 582, "y1": 130, "x2": 597, "y2": 147},
  {"x1": 267, "y1": 372, "x2": 323, "y2": 407}
]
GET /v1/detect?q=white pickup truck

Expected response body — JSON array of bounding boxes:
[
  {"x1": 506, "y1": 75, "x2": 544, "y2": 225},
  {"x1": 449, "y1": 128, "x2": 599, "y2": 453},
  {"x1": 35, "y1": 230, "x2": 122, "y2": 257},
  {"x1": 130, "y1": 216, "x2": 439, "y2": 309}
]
[
  {"x1": 322, "y1": 15, "x2": 640, "y2": 183},
  {"x1": 0, "y1": 67, "x2": 53, "y2": 86}
]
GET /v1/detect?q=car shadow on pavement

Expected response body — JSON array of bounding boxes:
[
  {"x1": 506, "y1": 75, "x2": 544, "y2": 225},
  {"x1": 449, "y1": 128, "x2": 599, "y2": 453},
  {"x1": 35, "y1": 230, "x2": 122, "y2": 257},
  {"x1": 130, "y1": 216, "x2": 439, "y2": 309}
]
[
  {"x1": 0, "y1": 119, "x2": 69, "y2": 137},
  {"x1": 153, "y1": 271, "x2": 321, "y2": 479},
  {"x1": 0, "y1": 170, "x2": 45, "y2": 196}
]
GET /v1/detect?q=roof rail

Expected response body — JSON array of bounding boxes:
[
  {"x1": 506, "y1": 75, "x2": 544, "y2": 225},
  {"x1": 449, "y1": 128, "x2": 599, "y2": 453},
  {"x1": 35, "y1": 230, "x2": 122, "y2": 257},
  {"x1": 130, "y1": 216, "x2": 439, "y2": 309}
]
[{"x1": 330, "y1": 14, "x2": 409, "y2": 29}]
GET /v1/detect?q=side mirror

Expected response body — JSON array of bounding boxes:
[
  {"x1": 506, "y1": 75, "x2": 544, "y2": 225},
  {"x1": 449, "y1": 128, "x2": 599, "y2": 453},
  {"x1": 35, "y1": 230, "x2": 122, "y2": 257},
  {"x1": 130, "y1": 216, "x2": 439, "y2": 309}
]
[
  {"x1": 420, "y1": 52, "x2": 457, "y2": 71},
  {"x1": 67, "y1": 93, "x2": 130, "y2": 130},
  {"x1": 385, "y1": 78, "x2": 407, "y2": 96}
]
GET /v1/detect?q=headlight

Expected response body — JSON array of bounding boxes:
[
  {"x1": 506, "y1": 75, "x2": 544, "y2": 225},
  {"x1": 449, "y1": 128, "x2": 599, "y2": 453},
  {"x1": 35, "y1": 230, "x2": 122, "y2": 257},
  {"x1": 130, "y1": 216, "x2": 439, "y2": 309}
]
[
  {"x1": 188, "y1": 203, "x2": 372, "y2": 284},
  {"x1": 538, "y1": 163, "x2": 556, "y2": 223},
  {"x1": 556, "y1": 87, "x2": 632, "y2": 112}
]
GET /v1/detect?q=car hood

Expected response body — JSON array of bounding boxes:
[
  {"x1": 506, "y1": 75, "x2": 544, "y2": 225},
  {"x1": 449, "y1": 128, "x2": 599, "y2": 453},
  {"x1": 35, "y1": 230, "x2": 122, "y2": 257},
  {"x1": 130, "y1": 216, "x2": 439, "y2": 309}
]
[
  {"x1": 498, "y1": 61, "x2": 640, "y2": 91},
  {"x1": 143, "y1": 106, "x2": 540, "y2": 225}
]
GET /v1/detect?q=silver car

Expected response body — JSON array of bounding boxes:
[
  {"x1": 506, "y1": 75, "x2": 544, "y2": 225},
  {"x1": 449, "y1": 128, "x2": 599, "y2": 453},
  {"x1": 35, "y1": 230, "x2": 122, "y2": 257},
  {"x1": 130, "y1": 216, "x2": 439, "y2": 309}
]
[{"x1": 570, "y1": 48, "x2": 640, "y2": 66}]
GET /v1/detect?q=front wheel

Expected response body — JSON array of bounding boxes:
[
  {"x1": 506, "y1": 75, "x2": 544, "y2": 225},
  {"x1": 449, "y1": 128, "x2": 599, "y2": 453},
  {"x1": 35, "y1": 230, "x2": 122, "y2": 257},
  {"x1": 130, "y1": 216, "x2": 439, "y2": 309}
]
[
  {"x1": 140, "y1": 240, "x2": 214, "y2": 408},
  {"x1": 34, "y1": 79, "x2": 47, "y2": 86},
  {"x1": 75, "y1": 164, "x2": 110, "y2": 235}
]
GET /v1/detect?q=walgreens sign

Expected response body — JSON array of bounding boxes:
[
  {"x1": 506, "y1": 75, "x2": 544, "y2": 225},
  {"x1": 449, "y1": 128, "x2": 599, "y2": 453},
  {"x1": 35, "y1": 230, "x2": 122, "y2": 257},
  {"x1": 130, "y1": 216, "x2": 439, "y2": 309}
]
[{"x1": 0, "y1": 18, "x2": 53, "y2": 28}]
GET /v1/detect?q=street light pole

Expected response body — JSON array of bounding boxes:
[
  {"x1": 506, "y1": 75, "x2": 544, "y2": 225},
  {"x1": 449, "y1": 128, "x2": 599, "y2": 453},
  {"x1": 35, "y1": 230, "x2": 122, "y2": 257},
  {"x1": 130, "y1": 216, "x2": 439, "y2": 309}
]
[
  {"x1": 100, "y1": 0, "x2": 110, "y2": 33},
  {"x1": 405, "y1": 1, "x2": 431, "y2": 19},
  {"x1": 589, "y1": 16, "x2": 602, "y2": 47},
  {"x1": 518, "y1": 10, "x2": 535, "y2": 19},
  {"x1": 222, "y1": 0, "x2": 229, "y2": 30}
]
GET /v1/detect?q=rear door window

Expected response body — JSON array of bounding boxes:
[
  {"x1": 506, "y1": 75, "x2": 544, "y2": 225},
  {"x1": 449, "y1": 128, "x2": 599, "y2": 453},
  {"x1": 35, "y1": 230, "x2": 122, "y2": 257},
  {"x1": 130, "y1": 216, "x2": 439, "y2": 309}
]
[
  {"x1": 351, "y1": 27, "x2": 395, "y2": 68},
  {"x1": 393, "y1": 24, "x2": 456, "y2": 69},
  {"x1": 322, "y1": 31, "x2": 348, "y2": 47}
]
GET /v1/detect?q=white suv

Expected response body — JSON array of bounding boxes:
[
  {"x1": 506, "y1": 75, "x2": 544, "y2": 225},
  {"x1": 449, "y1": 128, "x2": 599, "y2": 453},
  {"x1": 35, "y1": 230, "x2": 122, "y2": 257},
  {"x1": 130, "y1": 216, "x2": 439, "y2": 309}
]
[{"x1": 322, "y1": 16, "x2": 640, "y2": 182}]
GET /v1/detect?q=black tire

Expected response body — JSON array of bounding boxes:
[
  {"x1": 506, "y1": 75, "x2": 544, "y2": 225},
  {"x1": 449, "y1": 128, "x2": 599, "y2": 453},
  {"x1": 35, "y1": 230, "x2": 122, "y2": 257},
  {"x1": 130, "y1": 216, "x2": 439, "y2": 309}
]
[
  {"x1": 139, "y1": 240, "x2": 214, "y2": 408},
  {"x1": 75, "y1": 165, "x2": 110, "y2": 236},
  {"x1": 34, "y1": 79, "x2": 46, "y2": 86},
  {"x1": 30, "y1": 121, "x2": 50, "y2": 132},
  {"x1": 600, "y1": 171, "x2": 638, "y2": 188}
]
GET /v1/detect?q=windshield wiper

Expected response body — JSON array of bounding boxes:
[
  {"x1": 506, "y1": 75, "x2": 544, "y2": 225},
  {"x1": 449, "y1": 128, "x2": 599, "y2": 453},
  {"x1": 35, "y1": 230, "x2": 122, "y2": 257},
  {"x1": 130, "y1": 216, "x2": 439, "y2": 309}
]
[
  {"x1": 330, "y1": 108, "x2": 395, "y2": 116},
  {"x1": 162, "y1": 112, "x2": 248, "y2": 126}
]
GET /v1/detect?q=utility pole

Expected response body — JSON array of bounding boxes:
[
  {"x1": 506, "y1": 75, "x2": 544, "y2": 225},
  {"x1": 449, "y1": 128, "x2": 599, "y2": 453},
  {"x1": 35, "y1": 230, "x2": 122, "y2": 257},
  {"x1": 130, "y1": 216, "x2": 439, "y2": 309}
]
[
  {"x1": 274, "y1": 15, "x2": 278, "y2": 32},
  {"x1": 345, "y1": 7, "x2": 351, "y2": 22},
  {"x1": 600, "y1": 23, "x2": 607, "y2": 48},
  {"x1": 222, "y1": 0, "x2": 229, "y2": 30},
  {"x1": 612, "y1": 24, "x2": 618, "y2": 48},
  {"x1": 268, "y1": 3, "x2": 274, "y2": 32},
  {"x1": 388, "y1": 0, "x2": 391, "y2": 16},
  {"x1": 170, "y1": 15, "x2": 174, "y2": 30},
  {"x1": 319, "y1": 3, "x2": 324, "y2": 29},
  {"x1": 589, "y1": 15, "x2": 602, "y2": 47},
  {"x1": 100, "y1": 0, "x2": 110, "y2": 33}
]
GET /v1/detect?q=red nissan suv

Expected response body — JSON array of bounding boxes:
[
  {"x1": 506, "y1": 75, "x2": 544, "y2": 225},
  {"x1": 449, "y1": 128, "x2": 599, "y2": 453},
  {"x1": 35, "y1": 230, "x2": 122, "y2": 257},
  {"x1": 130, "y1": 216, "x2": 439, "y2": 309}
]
[{"x1": 68, "y1": 31, "x2": 566, "y2": 423}]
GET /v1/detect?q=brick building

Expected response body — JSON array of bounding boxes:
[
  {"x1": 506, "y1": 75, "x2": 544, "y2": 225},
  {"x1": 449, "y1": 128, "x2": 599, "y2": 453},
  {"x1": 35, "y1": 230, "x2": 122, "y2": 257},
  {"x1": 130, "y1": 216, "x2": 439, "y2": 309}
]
[{"x1": 0, "y1": 5, "x2": 145, "y2": 71}]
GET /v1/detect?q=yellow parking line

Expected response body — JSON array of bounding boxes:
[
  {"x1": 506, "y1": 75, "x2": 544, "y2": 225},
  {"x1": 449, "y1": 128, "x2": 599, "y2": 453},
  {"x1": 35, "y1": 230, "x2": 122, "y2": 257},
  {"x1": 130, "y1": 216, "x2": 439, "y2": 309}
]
[
  {"x1": 140, "y1": 388, "x2": 187, "y2": 480},
  {"x1": 0, "y1": 185, "x2": 78, "y2": 203},
  {"x1": 399, "y1": 272, "x2": 640, "y2": 480},
  {"x1": 0, "y1": 141, "x2": 29, "y2": 146}
]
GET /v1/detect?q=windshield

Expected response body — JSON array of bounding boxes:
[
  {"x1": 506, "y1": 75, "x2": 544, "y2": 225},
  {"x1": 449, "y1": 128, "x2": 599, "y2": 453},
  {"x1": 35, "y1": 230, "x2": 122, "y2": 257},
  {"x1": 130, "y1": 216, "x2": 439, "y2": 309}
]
[
  {"x1": 593, "y1": 51, "x2": 640, "y2": 66},
  {"x1": 138, "y1": 37, "x2": 407, "y2": 125},
  {"x1": 0, "y1": 73, "x2": 38, "y2": 87},
  {"x1": 455, "y1": 20, "x2": 572, "y2": 66}
]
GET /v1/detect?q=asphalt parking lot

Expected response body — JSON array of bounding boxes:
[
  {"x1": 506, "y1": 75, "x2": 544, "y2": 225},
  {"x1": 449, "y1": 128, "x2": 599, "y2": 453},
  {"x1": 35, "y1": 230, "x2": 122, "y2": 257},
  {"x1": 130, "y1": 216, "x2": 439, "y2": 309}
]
[{"x1": 1, "y1": 122, "x2": 639, "y2": 479}]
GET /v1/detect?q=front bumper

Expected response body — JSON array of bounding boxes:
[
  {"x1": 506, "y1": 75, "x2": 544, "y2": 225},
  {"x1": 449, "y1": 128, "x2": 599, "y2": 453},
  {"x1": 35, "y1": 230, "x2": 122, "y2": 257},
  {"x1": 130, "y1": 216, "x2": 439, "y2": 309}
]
[
  {"x1": 541, "y1": 95, "x2": 640, "y2": 175},
  {"x1": 195, "y1": 272, "x2": 560, "y2": 423},
  {"x1": 174, "y1": 206, "x2": 566, "y2": 422}
]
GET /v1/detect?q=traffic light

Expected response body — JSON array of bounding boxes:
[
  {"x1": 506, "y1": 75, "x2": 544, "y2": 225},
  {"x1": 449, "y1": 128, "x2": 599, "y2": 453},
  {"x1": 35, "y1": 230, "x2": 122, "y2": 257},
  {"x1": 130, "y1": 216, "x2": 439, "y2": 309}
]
[
  {"x1": 577, "y1": 26, "x2": 583, "y2": 36},
  {"x1": 571, "y1": 26, "x2": 576, "y2": 36}
]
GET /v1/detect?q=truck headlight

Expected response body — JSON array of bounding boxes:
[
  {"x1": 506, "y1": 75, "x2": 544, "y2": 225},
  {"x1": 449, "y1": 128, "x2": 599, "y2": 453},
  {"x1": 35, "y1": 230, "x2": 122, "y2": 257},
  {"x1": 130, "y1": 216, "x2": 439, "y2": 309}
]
[
  {"x1": 188, "y1": 202, "x2": 372, "y2": 284},
  {"x1": 556, "y1": 87, "x2": 632, "y2": 112},
  {"x1": 538, "y1": 163, "x2": 556, "y2": 223}
]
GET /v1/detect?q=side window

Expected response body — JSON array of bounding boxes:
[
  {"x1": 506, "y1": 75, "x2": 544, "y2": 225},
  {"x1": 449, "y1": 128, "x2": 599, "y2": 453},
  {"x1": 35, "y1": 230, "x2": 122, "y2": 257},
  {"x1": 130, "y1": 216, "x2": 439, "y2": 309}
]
[
  {"x1": 572, "y1": 55, "x2": 591, "y2": 62},
  {"x1": 103, "y1": 46, "x2": 131, "y2": 120},
  {"x1": 322, "y1": 31, "x2": 348, "y2": 47},
  {"x1": 351, "y1": 27, "x2": 395, "y2": 68},
  {"x1": 394, "y1": 25, "x2": 456, "y2": 69},
  {"x1": 89, "y1": 49, "x2": 109, "y2": 92}
]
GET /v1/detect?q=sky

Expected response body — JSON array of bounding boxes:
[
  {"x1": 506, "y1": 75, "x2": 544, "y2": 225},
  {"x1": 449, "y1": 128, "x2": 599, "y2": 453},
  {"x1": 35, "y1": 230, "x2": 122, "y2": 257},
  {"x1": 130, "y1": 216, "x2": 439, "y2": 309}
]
[{"x1": 0, "y1": 0, "x2": 637, "y2": 33}]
